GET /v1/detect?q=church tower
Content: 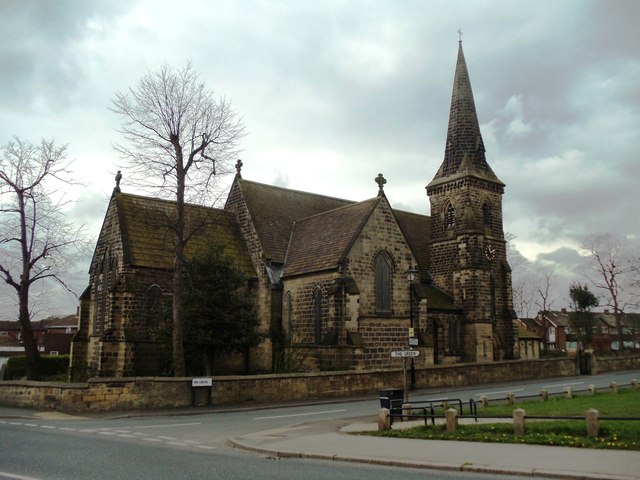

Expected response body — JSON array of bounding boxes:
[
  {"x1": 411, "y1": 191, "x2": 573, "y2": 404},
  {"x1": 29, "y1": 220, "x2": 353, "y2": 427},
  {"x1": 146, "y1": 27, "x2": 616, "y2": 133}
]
[{"x1": 427, "y1": 39, "x2": 518, "y2": 362}]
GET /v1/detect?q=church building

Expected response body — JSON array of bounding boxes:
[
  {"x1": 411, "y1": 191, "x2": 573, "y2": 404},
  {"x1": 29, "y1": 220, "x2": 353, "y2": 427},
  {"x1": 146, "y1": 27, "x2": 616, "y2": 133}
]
[{"x1": 70, "y1": 41, "x2": 519, "y2": 378}]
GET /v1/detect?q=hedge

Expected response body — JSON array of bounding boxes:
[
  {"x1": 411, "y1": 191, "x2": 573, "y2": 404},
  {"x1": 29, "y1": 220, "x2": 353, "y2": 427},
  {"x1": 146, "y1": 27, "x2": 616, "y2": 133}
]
[{"x1": 4, "y1": 355, "x2": 70, "y2": 380}]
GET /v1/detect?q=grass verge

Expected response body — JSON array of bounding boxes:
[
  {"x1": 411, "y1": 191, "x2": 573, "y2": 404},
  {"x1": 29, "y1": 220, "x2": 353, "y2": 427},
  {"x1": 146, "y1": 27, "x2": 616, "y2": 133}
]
[{"x1": 365, "y1": 389, "x2": 640, "y2": 451}]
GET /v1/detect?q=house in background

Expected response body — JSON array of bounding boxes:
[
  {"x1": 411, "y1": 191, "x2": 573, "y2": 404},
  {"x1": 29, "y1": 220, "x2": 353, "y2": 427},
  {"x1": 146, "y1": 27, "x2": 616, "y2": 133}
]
[
  {"x1": 536, "y1": 310, "x2": 570, "y2": 353},
  {"x1": 0, "y1": 315, "x2": 77, "y2": 378}
]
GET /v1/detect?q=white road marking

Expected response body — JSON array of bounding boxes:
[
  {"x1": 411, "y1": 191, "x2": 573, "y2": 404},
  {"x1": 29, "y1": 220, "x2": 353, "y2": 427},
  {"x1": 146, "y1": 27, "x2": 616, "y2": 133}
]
[
  {"x1": 157, "y1": 436, "x2": 177, "y2": 440},
  {"x1": 475, "y1": 388, "x2": 524, "y2": 396},
  {"x1": 117, "y1": 434, "x2": 137, "y2": 438},
  {"x1": 253, "y1": 409, "x2": 346, "y2": 420},
  {"x1": 58, "y1": 427, "x2": 76, "y2": 432},
  {"x1": 142, "y1": 437, "x2": 163, "y2": 442},
  {"x1": 195, "y1": 445, "x2": 217, "y2": 450},
  {"x1": 543, "y1": 381, "x2": 584, "y2": 388},
  {"x1": 0, "y1": 471, "x2": 43, "y2": 480},
  {"x1": 134, "y1": 422, "x2": 201, "y2": 429},
  {"x1": 39, "y1": 425, "x2": 55, "y2": 429}
]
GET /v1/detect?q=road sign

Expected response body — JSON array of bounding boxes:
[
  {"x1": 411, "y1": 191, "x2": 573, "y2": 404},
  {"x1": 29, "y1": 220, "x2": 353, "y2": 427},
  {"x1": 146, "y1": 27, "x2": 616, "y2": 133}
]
[
  {"x1": 192, "y1": 377, "x2": 213, "y2": 387},
  {"x1": 390, "y1": 350, "x2": 420, "y2": 358}
]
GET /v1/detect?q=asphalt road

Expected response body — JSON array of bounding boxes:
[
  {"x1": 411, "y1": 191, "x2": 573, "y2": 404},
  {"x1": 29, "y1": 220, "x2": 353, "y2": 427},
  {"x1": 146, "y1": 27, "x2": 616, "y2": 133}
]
[{"x1": 1, "y1": 370, "x2": 638, "y2": 480}]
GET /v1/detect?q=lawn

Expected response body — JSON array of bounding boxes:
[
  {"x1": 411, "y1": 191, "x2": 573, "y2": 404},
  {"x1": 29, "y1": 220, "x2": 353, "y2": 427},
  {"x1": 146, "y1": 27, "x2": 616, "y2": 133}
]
[{"x1": 366, "y1": 389, "x2": 640, "y2": 450}]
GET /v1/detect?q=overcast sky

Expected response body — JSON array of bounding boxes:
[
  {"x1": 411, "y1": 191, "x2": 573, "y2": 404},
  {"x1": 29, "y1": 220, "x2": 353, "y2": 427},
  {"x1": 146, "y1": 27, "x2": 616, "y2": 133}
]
[{"x1": 1, "y1": 0, "x2": 638, "y2": 319}]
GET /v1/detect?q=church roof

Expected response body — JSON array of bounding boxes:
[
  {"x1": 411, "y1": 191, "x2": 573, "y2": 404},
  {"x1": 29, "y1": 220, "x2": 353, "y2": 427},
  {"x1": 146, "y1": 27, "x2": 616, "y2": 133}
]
[
  {"x1": 283, "y1": 197, "x2": 380, "y2": 277},
  {"x1": 106, "y1": 192, "x2": 255, "y2": 277},
  {"x1": 234, "y1": 179, "x2": 352, "y2": 264},
  {"x1": 394, "y1": 210, "x2": 431, "y2": 280},
  {"x1": 428, "y1": 41, "x2": 503, "y2": 188}
]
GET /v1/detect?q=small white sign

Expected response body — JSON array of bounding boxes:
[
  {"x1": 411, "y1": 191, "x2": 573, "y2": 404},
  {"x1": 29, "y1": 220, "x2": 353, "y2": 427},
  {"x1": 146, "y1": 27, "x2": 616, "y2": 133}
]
[
  {"x1": 390, "y1": 350, "x2": 420, "y2": 358},
  {"x1": 192, "y1": 377, "x2": 213, "y2": 387}
]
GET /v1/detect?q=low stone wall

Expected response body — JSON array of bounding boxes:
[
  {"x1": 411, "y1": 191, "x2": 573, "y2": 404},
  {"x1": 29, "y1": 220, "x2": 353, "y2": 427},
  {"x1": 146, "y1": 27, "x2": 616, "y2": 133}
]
[
  {"x1": 594, "y1": 354, "x2": 640, "y2": 374},
  {"x1": 0, "y1": 356, "x2": 599, "y2": 413}
]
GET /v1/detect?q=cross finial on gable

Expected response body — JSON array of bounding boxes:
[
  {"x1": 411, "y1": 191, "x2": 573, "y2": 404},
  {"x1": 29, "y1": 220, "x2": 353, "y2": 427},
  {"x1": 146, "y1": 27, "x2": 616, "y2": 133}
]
[
  {"x1": 114, "y1": 170, "x2": 122, "y2": 192},
  {"x1": 235, "y1": 159, "x2": 243, "y2": 178},
  {"x1": 375, "y1": 173, "x2": 387, "y2": 196},
  {"x1": 458, "y1": 29, "x2": 463, "y2": 43}
]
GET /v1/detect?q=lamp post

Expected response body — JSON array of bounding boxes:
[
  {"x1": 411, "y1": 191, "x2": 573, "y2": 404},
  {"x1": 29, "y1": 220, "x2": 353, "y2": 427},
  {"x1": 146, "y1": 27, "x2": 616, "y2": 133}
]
[{"x1": 406, "y1": 265, "x2": 418, "y2": 390}]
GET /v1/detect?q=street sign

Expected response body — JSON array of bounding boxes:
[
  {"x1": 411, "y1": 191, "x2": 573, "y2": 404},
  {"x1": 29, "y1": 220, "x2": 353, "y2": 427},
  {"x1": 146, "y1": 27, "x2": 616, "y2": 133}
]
[
  {"x1": 192, "y1": 377, "x2": 213, "y2": 387},
  {"x1": 390, "y1": 350, "x2": 420, "y2": 358}
]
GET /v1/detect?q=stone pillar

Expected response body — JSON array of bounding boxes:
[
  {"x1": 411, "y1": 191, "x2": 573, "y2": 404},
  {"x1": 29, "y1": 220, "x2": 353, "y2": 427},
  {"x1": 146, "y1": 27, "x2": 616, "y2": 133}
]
[
  {"x1": 539, "y1": 389, "x2": 548, "y2": 401},
  {"x1": 378, "y1": 408, "x2": 391, "y2": 431},
  {"x1": 589, "y1": 384, "x2": 597, "y2": 395},
  {"x1": 506, "y1": 392, "x2": 515, "y2": 405},
  {"x1": 513, "y1": 408, "x2": 526, "y2": 436},
  {"x1": 631, "y1": 379, "x2": 638, "y2": 391},
  {"x1": 445, "y1": 408, "x2": 458, "y2": 433},
  {"x1": 565, "y1": 387, "x2": 573, "y2": 398},
  {"x1": 586, "y1": 409, "x2": 599, "y2": 437},
  {"x1": 480, "y1": 395, "x2": 488, "y2": 407},
  {"x1": 609, "y1": 382, "x2": 618, "y2": 394}
]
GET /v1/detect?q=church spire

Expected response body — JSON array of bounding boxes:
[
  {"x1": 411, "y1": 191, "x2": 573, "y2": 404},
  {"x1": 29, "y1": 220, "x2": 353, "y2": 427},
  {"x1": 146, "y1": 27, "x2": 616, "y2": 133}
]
[{"x1": 429, "y1": 38, "x2": 502, "y2": 187}]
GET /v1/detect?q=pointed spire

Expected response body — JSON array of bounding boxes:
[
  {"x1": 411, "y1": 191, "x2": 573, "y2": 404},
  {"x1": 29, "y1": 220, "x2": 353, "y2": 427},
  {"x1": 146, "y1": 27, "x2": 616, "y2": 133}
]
[{"x1": 429, "y1": 39, "x2": 503, "y2": 187}]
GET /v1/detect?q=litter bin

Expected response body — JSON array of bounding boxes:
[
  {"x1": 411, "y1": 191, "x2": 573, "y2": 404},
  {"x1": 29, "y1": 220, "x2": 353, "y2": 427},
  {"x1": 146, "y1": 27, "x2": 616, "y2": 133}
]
[{"x1": 379, "y1": 387, "x2": 404, "y2": 415}]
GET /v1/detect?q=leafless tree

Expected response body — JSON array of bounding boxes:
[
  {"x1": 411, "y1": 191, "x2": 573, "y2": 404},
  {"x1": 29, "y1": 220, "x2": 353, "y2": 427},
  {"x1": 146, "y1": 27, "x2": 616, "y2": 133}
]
[
  {"x1": 111, "y1": 63, "x2": 245, "y2": 376},
  {"x1": 581, "y1": 234, "x2": 636, "y2": 352},
  {"x1": 0, "y1": 137, "x2": 85, "y2": 380},
  {"x1": 534, "y1": 269, "x2": 555, "y2": 351},
  {"x1": 505, "y1": 233, "x2": 536, "y2": 318}
]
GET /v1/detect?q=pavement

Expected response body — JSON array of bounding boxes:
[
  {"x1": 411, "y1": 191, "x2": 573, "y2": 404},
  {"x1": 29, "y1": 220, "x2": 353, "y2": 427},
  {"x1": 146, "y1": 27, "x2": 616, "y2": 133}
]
[
  {"x1": 229, "y1": 418, "x2": 640, "y2": 480},
  {"x1": 2, "y1": 405, "x2": 639, "y2": 479}
]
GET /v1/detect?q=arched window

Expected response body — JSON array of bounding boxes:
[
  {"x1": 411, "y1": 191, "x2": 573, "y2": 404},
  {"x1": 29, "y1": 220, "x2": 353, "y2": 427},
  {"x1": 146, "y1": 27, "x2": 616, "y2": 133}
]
[
  {"x1": 448, "y1": 318, "x2": 461, "y2": 353},
  {"x1": 445, "y1": 203, "x2": 456, "y2": 229},
  {"x1": 146, "y1": 285, "x2": 163, "y2": 329},
  {"x1": 96, "y1": 250, "x2": 110, "y2": 335},
  {"x1": 284, "y1": 291, "x2": 293, "y2": 337},
  {"x1": 483, "y1": 202, "x2": 493, "y2": 226},
  {"x1": 313, "y1": 288, "x2": 323, "y2": 344},
  {"x1": 375, "y1": 252, "x2": 393, "y2": 314}
]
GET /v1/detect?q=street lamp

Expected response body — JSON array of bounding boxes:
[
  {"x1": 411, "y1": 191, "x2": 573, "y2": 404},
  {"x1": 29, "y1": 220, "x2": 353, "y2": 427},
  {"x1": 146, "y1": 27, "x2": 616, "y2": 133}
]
[{"x1": 406, "y1": 265, "x2": 418, "y2": 390}]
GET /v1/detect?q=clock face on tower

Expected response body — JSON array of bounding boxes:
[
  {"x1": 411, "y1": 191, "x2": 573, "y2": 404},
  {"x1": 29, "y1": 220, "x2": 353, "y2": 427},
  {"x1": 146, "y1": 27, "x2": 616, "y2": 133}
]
[{"x1": 484, "y1": 245, "x2": 496, "y2": 261}]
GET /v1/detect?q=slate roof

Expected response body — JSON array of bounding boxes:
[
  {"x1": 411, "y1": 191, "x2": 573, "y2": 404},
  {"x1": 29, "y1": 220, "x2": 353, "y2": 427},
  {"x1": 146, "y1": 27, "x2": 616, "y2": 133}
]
[
  {"x1": 394, "y1": 210, "x2": 431, "y2": 280},
  {"x1": 414, "y1": 284, "x2": 461, "y2": 312},
  {"x1": 283, "y1": 198, "x2": 380, "y2": 277},
  {"x1": 235, "y1": 179, "x2": 352, "y2": 263},
  {"x1": 103, "y1": 192, "x2": 255, "y2": 278},
  {"x1": 429, "y1": 41, "x2": 502, "y2": 188}
]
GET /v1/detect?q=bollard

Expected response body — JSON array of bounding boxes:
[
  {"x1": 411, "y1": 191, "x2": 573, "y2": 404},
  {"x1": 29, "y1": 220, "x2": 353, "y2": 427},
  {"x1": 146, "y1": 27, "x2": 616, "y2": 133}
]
[
  {"x1": 589, "y1": 384, "x2": 597, "y2": 395},
  {"x1": 565, "y1": 387, "x2": 573, "y2": 399},
  {"x1": 586, "y1": 409, "x2": 599, "y2": 437},
  {"x1": 378, "y1": 408, "x2": 391, "y2": 431},
  {"x1": 513, "y1": 408, "x2": 526, "y2": 436},
  {"x1": 609, "y1": 382, "x2": 618, "y2": 394},
  {"x1": 445, "y1": 408, "x2": 458, "y2": 433},
  {"x1": 539, "y1": 389, "x2": 548, "y2": 401},
  {"x1": 480, "y1": 395, "x2": 488, "y2": 408},
  {"x1": 506, "y1": 392, "x2": 515, "y2": 405},
  {"x1": 442, "y1": 400, "x2": 449, "y2": 410},
  {"x1": 631, "y1": 379, "x2": 638, "y2": 391}
]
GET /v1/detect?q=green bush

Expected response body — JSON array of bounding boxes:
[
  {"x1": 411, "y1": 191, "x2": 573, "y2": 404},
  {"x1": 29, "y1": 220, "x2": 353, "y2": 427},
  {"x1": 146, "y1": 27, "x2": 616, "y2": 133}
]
[{"x1": 4, "y1": 355, "x2": 70, "y2": 380}]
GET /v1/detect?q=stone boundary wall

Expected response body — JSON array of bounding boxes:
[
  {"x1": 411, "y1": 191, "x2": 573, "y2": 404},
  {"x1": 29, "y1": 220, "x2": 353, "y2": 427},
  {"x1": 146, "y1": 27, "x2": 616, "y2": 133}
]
[
  {"x1": 594, "y1": 355, "x2": 640, "y2": 374},
  {"x1": 0, "y1": 356, "x2": 621, "y2": 413}
]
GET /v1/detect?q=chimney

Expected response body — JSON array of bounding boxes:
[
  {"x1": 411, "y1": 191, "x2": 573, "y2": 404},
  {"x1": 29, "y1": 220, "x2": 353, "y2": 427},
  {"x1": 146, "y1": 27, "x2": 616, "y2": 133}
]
[
  {"x1": 561, "y1": 308, "x2": 567, "y2": 314},
  {"x1": 604, "y1": 309, "x2": 609, "y2": 314}
]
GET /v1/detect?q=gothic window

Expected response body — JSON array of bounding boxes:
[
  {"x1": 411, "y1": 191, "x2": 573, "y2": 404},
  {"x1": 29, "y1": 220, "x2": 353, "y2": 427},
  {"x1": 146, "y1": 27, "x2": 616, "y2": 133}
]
[
  {"x1": 445, "y1": 203, "x2": 456, "y2": 229},
  {"x1": 146, "y1": 285, "x2": 163, "y2": 329},
  {"x1": 375, "y1": 252, "x2": 393, "y2": 314},
  {"x1": 284, "y1": 291, "x2": 293, "y2": 337},
  {"x1": 313, "y1": 288, "x2": 323, "y2": 344},
  {"x1": 483, "y1": 202, "x2": 493, "y2": 226},
  {"x1": 96, "y1": 250, "x2": 110, "y2": 335},
  {"x1": 448, "y1": 318, "x2": 461, "y2": 353}
]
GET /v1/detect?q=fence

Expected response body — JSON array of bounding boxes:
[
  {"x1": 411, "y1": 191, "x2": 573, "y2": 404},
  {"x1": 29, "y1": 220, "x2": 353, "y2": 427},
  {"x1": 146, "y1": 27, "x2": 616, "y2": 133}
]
[{"x1": 379, "y1": 380, "x2": 640, "y2": 436}]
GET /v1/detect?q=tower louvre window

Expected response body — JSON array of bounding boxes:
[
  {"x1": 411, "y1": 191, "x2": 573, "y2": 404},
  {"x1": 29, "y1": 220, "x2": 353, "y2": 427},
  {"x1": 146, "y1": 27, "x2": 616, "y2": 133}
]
[
  {"x1": 446, "y1": 203, "x2": 456, "y2": 229},
  {"x1": 313, "y1": 288, "x2": 323, "y2": 344},
  {"x1": 483, "y1": 202, "x2": 493, "y2": 226}
]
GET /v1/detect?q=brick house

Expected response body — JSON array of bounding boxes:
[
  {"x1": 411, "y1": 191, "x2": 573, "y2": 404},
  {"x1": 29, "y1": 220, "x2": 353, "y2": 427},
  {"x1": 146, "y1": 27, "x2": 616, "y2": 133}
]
[{"x1": 70, "y1": 40, "x2": 518, "y2": 378}]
